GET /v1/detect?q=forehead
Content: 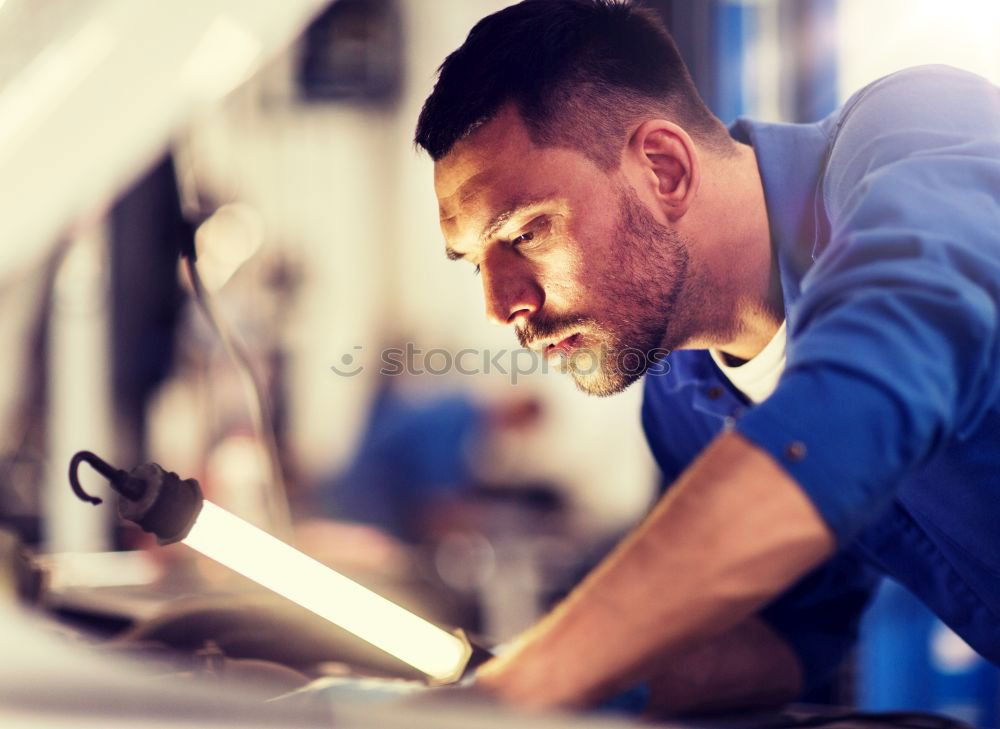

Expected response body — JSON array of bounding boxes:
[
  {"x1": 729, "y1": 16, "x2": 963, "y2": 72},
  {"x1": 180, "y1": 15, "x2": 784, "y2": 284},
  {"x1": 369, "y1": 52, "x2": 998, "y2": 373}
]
[
  {"x1": 434, "y1": 105, "x2": 537, "y2": 212},
  {"x1": 434, "y1": 105, "x2": 603, "y2": 242}
]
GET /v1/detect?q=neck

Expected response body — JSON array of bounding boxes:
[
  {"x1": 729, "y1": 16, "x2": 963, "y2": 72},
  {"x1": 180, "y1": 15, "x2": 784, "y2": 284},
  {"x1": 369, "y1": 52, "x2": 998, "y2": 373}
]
[{"x1": 693, "y1": 143, "x2": 783, "y2": 361}]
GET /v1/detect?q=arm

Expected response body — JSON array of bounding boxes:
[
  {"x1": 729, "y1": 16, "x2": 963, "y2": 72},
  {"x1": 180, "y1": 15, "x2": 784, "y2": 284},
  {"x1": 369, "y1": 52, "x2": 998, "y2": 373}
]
[{"x1": 475, "y1": 431, "x2": 834, "y2": 709}]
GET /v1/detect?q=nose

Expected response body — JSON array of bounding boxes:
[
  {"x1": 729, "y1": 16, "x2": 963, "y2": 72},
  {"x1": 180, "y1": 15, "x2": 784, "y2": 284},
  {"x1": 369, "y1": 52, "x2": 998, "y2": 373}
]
[{"x1": 481, "y1": 254, "x2": 543, "y2": 327}]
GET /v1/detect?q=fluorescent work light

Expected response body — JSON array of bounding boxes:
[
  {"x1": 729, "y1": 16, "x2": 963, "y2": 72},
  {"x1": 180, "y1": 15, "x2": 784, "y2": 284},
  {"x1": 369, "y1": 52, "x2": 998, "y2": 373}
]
[{"x1": 68, "y1": 451, "x2": 476, "y2": 684}]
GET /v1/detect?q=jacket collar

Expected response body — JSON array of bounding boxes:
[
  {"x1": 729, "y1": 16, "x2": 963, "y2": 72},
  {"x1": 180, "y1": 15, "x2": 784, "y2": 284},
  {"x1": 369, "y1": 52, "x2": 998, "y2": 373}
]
[
  {"x1": 649, "y1": 117, "x2": 832, "y2": 393},
  {"x1": 729, "y1": 117, "x2": 831, "y2": 314}
]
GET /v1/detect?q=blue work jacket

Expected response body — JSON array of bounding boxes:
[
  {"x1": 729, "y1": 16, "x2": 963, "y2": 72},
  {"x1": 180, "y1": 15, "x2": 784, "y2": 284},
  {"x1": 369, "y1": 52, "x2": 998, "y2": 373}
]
[{"x1": 641, "y1": 65, "x2": 1000, "y2": 691}]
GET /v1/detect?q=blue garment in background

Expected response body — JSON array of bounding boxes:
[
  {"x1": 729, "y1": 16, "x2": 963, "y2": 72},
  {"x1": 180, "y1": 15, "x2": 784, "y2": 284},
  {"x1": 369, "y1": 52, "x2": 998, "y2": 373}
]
[
  {"x1": 858, "y1": 579, "x2": 999, "y2": 728},
  {"x1": 641, "y1": 66, "x2": 1000, "y2": 695},
  {"x1": 323, "y1": 385, "x2": 483, "y2": 542}
]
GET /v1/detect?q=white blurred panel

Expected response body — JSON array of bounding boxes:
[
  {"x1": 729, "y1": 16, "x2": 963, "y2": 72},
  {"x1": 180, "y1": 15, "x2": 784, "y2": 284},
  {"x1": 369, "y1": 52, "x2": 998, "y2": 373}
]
[
  {"x1": 44, "y1": 224, "x2": 113, "y2": 553},
  {"x1": 0, "y1": 0, "x2": 330, "y2": 279},
  {"x1": 837, "y1": 0, "x2": 1000, "y2": 100}
]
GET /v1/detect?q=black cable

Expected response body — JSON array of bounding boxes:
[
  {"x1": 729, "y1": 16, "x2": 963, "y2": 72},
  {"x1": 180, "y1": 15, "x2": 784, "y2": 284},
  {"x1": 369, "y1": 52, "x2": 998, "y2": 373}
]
[
  {"x1": 180, "y1": 254, "x2": 292, "y2": 538},
  {"x1": 172, "y1": 146, "x2": 291, "y2": 537}
]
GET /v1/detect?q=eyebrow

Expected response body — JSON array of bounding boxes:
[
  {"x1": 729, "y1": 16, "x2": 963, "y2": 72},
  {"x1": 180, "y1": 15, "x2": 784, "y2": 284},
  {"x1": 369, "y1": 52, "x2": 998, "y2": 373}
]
[
  {"x1": 481, "y1": 197, "x2": 548, "y2": 240},
  {"x1": 444, "y1": 196, "x2": 549, "y2": 262}
]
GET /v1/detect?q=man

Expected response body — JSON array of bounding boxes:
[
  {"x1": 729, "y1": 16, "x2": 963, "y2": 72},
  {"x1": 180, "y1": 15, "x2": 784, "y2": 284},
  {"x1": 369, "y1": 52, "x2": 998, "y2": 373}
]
[{"x1": 414, "y1": 0, "x2": 1000, "y2": 715}]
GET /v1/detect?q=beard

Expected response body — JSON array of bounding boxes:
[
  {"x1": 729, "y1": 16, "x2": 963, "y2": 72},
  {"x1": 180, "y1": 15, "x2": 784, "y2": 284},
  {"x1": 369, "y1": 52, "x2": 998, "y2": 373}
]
[{"x1": 516, "y1": 183, "x2": 690, "y2": 397}]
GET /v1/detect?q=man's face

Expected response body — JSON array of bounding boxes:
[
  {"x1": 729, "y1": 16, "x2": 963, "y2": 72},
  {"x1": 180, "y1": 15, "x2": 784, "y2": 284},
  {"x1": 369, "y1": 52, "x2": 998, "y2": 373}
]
[{"x1": 435, "y1": 105, "x2": 693, "y2": 396}]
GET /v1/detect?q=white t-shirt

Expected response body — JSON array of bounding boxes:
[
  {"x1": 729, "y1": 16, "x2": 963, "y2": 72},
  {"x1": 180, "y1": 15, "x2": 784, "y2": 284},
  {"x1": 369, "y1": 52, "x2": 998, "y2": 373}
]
[{"x1": 709, "y1": 321, "x2": 787, "y2": 404}]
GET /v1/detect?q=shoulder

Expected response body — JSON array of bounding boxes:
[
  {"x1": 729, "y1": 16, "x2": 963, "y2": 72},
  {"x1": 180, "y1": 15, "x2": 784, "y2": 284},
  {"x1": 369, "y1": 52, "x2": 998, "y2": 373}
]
[
  {"x1": 835, "y1": 65, "x2": 998, "y2": 135},
  {"x1": 824, "y1": 65, "x2": 1000, "y2": 212}
]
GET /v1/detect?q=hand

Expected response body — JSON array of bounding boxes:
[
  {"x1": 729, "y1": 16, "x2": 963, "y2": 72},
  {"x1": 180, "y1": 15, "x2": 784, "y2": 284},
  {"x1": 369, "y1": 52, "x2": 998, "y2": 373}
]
[{"x1": 471, "y1": 626, "x2": 604, "y2": 711}]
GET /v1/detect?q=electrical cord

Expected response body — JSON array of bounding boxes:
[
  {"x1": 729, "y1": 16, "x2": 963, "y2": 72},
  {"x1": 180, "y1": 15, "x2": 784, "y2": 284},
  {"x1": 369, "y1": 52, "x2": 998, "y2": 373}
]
[
  {"x1": 181, "y1": 253, "x2": 292, "y2": 540},
  {"x1": 171, "y1": 142, "x2": 293, "y2": 538}
]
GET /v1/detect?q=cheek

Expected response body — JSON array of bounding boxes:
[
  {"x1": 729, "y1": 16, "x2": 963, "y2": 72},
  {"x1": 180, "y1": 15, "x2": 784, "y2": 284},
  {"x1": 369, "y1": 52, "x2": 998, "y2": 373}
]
[{"x1": 535, "y1": 233, "x2": 587, "y2": 306}]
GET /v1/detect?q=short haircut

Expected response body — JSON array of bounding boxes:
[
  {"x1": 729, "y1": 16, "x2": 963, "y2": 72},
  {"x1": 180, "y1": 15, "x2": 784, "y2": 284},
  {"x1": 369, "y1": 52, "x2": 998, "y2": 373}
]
[{"x1": 415, "y1": 0, "x2": 734, "y2": 170}]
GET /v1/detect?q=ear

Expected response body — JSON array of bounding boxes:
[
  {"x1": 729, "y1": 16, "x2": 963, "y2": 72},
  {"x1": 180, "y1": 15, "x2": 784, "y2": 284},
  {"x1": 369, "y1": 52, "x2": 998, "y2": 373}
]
[{"x1": 626, "y1": 120, "x2": 700, "y2": 221}]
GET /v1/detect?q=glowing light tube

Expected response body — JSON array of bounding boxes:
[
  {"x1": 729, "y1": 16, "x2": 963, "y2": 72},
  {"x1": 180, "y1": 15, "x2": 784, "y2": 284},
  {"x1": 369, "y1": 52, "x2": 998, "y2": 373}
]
[{"x1": 183, "y1": 500, "x2": 470, "y2": 682}]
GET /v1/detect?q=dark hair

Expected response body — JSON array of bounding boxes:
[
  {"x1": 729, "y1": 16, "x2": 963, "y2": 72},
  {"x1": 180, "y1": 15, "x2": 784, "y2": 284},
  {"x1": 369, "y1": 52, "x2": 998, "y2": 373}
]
[{"x1": 414, "y1": 0, "x2": 733, "y2": 169}]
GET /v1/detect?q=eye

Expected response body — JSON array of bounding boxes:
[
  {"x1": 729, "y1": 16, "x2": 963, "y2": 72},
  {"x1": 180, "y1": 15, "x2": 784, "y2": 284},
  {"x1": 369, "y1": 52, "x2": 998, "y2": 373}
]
[{"x1": 511, "y1": 231, "x2": 534, "y2": 247}]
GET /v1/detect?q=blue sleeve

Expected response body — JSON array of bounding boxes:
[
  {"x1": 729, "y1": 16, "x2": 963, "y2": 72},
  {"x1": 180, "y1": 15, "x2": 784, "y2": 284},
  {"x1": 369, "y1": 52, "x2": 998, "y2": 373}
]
[{"x1": 735, "y1": 66, "x2": 1000, "y2": 544}]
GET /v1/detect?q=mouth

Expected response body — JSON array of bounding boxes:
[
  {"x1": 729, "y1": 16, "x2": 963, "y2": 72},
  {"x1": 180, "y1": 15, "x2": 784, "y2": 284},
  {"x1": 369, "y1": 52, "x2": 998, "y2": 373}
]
[{"x1": 543, "y1": 332, "x2": 582, "y2": 359}]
